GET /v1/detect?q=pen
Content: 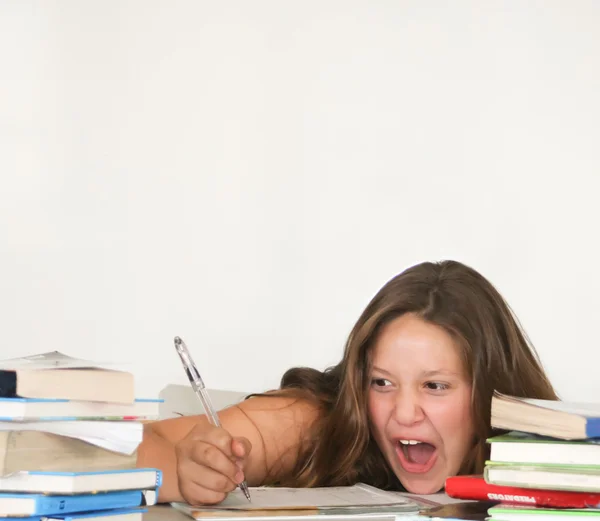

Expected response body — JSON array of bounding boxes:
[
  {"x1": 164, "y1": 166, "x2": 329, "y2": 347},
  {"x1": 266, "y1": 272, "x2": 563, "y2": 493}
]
[{"x1": 173, "y1": 336, "x2": 251, "y2": 502}]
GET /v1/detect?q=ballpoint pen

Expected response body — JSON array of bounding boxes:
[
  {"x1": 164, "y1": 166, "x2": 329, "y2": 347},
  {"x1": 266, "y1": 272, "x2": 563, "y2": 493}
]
[{"x1": 173, "y1": 336, "x2": 251, "y2": 502}]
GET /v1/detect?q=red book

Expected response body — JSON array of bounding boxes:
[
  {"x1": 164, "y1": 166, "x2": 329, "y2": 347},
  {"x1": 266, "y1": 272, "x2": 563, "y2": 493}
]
[{"x1": 445, "y1": 475, "x2": 600, "y2": 509}]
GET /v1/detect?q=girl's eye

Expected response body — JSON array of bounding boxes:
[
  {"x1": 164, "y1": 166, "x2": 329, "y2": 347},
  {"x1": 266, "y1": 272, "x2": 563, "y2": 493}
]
[
  {"x1": 425, "y1": 382, "x2": 449, "y2": 391},
  {"x1": 371, "y1": 378, "x2": 393, "y2": 388}
]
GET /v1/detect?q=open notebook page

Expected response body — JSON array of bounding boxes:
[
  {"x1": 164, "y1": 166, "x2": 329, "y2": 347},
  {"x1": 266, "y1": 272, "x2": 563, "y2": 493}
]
[{"x1": 191, "y1": 484, "x2": 417, "y2": 511}]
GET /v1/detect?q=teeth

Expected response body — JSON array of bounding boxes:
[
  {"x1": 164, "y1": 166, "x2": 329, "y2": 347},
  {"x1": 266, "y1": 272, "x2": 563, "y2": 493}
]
[{"x1": 399, "y1": 439, "x2": 422, "y2": 445}]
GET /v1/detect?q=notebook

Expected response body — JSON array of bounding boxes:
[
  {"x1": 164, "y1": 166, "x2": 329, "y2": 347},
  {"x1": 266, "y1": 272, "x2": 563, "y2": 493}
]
[{"x1": 172, "y1": 484, "x2": 420, "y2": 520}]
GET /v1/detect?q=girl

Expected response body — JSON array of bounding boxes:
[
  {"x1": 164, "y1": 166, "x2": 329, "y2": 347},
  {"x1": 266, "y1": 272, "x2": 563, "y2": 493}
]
[{"x1": 138, "y1": 260, "x2": 557, "y2": 505}]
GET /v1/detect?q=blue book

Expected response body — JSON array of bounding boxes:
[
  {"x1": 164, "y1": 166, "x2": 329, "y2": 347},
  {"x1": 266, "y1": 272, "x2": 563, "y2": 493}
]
[
  {"x1": 0, "y1": 468, "x2": 162, "y2": 494},
  {"x1": 0, "y1": 489, "x2": 155, "y2": 517},
  {"x1": 0, "y1": 507, "x2": 147, "y2": 521},
  {"x1": 491, "y1": 392, "x2": 600, "y2": 440}
]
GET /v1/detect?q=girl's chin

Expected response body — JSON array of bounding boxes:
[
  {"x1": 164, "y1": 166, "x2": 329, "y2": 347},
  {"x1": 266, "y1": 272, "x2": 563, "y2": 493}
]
[{"x1": 396, "y1": 474, "x2": 445, "y2": 495}]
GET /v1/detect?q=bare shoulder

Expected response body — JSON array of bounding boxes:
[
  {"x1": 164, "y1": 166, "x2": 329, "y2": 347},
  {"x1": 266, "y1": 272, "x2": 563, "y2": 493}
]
[{"x1": 147, "y1": 393, "x2": 320, "y2": 441}]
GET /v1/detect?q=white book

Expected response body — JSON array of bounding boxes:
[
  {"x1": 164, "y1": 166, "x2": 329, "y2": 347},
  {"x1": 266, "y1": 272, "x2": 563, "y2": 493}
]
[
  {"x1": 0, "y1": 352, "x2": 134, "y2": 404},
  {"x1": 0, "y1": 468, "x2": 162, "y2": 494},
  {"x1": 0, "y1": 397, "x2": 161, "y2": 421},
  {"x1": 0, "y1": 420, "x2": 143, "y2": 455}
]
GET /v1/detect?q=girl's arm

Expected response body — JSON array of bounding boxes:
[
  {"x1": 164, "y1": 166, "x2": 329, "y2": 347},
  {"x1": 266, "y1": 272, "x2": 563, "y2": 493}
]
[{"x1": 137, "y1": 395, "x2": 320, "y2": 503}]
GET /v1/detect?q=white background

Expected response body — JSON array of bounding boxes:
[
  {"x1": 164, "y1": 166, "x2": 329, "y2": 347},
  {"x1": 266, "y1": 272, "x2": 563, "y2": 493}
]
[{"x1": 1, "y1": 1, "x2": 598, "y2": 402}]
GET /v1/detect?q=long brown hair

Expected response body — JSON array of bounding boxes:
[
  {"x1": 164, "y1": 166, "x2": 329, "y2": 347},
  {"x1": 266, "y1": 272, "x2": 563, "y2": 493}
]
[{"x1": 264, "y1": 260, "x2": 557, "y2": 490}]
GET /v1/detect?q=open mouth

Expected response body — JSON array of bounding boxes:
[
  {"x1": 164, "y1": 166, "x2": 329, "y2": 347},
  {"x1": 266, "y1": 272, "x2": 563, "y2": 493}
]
[{"x1": 395, "y1": 439, "x2": 438, "y2": 474}]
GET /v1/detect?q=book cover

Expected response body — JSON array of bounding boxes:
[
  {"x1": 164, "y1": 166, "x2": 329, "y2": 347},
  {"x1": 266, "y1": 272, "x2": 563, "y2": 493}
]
[{"x1": 446, "y1": 475, "x2": 600, "y2": 508}]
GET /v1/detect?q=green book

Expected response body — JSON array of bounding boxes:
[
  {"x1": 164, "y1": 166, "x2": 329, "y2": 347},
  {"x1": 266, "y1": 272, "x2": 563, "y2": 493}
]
[
  {"x1": 485, "y1": 460, "x2": 600, "y2": 493},
  {"x1": 488, "y1": 432, "x2": 600, "y2": 466},
  {"x1": 489, "y1": 504, "x2": 600, "y2": 521}
]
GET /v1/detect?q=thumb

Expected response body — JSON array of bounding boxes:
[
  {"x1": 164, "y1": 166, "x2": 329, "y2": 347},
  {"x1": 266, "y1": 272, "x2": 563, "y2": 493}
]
[{"x1": 231, "y1": 436, "x2": 252, "y2": 459}]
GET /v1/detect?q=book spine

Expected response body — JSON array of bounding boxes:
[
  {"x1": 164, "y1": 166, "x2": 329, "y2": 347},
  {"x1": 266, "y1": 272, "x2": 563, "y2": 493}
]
[
  {"x1": 0, "y1": 432, "x2": 8, "y2": 475},
  {"x1": 0, "y1": 372, "x2": 17, "y2": 398},
  {"x1": 445, "y1": 475, "x2": 600, "y2": 508},
  {"x1": 586, "y1": 418, "x2": 600, "y2": 439}
]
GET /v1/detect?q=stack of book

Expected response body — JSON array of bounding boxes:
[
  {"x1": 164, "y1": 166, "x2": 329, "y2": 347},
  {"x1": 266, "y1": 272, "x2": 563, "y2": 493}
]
[
  {"x1": 446, "y1": 391, "x2": 600, "y2": 521},
  {"x1": 0, "y1": 351, "x2": 163, "y2": 521}
]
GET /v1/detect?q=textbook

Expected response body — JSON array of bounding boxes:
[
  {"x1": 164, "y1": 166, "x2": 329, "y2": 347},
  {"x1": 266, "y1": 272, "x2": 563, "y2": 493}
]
[
  {"x1": 0, "y1": 468, "x2": 162, "y2": 494},
  {"x1": 484, "y1": 461, "x2": 600, "y2": 492},
  {"x1": 0, "y1": 431, "x2": 137, "y2": 474},
  {"x1": 488, "y1": 432, "x2": 600, "y2": 466},
  {"x1": 0, "y1": 397, "x2": 161, "y2": 421},
  {"x1": 0, "y1": 352, "x2": 134, "y2": 404},
  {"x1": 488, "y1": 505, "x2": 600, "y2": 521},
  {"x1": 0, "y1": 508, "x2": 147, "y2": 521},
  {"x1": 0, "y1": 420, "x2": 143, "y2": 455},
  {"x1": 491, "y1": 392, "x2": 600, "y2": 439},
  {"x1": 172, "y1": 484, "x2": 420, "y2": 520},
  {"x1": 0, "y1": 489, "x2": 157, "y2": 517},
  {"x1": 445, "y1": 475, "x2": 600, "y2": 508}
]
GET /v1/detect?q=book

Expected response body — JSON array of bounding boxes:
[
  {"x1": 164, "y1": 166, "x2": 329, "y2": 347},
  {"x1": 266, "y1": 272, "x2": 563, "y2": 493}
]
[
  {"x1": 0, "y1": 420, "x2": 143, "y2": 455},
  {"x1": 0, "y1": 397, "x2": 161, "y2": 421},
  {"x1": 0, "y1": 507, "x2": 147, "y2": 521},
  {"x1": 0, "y1": 468, "x2": 162, "y2": 494},
  {"x1": 0, "y1": 431, "x2": 137, "y2": 474},
  {"x1": 488, "y1": 432, "x2": 600, "y2": 466},
  {"x1": 488, "y1": 505, "x2": 600, "y2": 521},
  {"x1": 0, "y1": 352, "x2": 134, "y2": 404},
  {"x1": 491, "y1": 392, "x2": 600, "y2": 440},
  {"x1": 445, "y1": 475, "x2": 600, "y2": 508},
  {"x1": 172, "y1": 484, "x2": 420, "y2": 520},
  {"x1": 0, "y1": 489, "x2": 156, "y2": 517},
  {"x1": 485, "y1": 461, "x2": 600, "y2": 492}
]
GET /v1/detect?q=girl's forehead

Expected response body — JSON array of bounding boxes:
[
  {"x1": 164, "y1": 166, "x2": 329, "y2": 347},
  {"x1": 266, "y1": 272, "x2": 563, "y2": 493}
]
[{"x1": 370, "y1": 315, "x2": 466, "y2": 371}]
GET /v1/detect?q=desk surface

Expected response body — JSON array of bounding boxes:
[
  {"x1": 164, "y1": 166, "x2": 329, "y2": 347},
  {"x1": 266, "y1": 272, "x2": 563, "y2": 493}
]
[
  {"x1": 143, "y1": 506, "x2": 400, "y2": 521},
  {"x1": 144, "y1": 506, "x2": 190, "y2": 521}
]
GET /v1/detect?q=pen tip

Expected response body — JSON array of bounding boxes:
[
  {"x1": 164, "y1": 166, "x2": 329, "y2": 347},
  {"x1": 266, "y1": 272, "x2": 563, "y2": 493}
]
[{"x1": 174, "y1": 336, "x2": 182, "y2": 345}]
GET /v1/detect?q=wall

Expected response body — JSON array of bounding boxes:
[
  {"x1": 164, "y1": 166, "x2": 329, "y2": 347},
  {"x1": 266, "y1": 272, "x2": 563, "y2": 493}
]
[{"x1": 1, "y1": 1, "x2": 598, "y2": 402}]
